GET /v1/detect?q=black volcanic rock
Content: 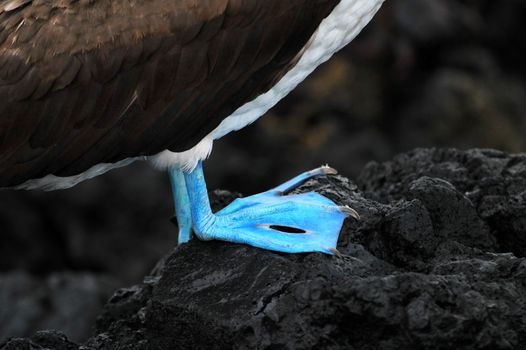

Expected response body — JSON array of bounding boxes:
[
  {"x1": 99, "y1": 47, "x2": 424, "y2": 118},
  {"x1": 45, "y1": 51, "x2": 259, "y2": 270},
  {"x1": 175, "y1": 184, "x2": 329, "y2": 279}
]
[
  {"x1": 0, "y1": 331, "x2": 77, "y2": 350},
  {"x1": 2, "y1": 148, "x2": 526, "y2": 350},
  {"x1": 359, "y1": 148, "x2": 526, "y2": 258}
]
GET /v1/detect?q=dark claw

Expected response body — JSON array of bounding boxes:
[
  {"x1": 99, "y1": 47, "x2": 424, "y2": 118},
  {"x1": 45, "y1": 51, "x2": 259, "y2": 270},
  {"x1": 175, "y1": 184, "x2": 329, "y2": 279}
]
[
  {"x1": 339, "y1": 206, "x2": 360, "y2": 220},
  {"x1": 328, "y1": 247, "x2": 342, "y2": 257},
  {"x1": 320, "y1": 165, "x2": 338, "y2": 176}
]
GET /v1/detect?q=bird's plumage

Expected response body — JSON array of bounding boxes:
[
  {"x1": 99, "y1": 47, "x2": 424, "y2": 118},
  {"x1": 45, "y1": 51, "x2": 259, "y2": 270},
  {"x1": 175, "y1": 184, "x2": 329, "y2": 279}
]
[{"x1": 0, "y1": 0, "x2": 340, "y2": 187}]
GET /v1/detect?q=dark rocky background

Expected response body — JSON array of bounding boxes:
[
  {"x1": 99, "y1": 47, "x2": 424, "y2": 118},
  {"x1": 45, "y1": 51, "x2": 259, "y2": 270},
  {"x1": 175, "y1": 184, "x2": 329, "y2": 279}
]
[{"x1": 1, "y1": 0, "x2": 526, "y2": 347}]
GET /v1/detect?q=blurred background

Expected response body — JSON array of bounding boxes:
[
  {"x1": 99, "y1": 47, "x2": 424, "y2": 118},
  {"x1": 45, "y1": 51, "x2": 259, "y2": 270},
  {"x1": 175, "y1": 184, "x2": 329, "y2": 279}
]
[{"x1": 1, "y1": 0, "x2": 526, "y2": 343}]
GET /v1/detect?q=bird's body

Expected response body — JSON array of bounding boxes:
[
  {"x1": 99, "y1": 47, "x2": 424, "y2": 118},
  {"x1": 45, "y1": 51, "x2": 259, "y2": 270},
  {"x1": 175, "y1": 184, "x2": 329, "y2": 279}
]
[
  {"x1": 0, "y1": 0, "x2": 383, "y2": 190},
  {"x1": 1, "y1": 0, "x2": 384, "y2": 254}
]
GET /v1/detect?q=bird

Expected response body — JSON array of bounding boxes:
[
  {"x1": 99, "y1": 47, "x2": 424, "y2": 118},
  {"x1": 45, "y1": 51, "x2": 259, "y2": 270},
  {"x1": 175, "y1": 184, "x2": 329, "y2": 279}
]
[{"x1": 0, "y1": 0, "x2": 384, "y2": 254}]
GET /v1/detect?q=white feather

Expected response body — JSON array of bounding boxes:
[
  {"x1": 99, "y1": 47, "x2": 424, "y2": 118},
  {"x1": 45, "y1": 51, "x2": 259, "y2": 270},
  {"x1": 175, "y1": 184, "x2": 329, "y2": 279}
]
[
  {"x1": 12, "y1": 158, "x2": 139, "y2": 191},
  {"x1": 149, "y1": 135, "x2": 214, "y2": 172}
]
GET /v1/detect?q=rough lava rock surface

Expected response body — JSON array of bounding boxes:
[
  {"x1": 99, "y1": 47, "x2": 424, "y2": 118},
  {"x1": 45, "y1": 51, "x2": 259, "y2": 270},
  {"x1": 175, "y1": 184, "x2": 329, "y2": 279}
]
[{"x1": 2, "y1": 148, "x2": 526, "y2": 350}]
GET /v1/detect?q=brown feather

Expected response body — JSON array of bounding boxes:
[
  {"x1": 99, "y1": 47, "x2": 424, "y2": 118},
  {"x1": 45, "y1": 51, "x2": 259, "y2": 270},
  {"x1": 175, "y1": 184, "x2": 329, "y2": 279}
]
[{"x1": 0, "y1": 0, "x2": 341, "y2": 187}]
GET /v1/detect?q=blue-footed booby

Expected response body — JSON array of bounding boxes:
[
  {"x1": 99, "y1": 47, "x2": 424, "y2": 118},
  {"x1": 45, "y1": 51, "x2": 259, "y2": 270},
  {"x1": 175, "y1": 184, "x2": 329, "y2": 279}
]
[{"x1": 0, "y1": 0, "x2": 384, "y2": 254}]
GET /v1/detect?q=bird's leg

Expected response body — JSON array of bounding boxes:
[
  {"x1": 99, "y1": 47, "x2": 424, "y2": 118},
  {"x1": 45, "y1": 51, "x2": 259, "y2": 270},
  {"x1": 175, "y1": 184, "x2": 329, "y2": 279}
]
[
  {"x1": 180, "y1": 161, "x2": 359, "y2": 254},
  {"x1": 169, "y1": 168, "x2": 193, "y2": 244}
]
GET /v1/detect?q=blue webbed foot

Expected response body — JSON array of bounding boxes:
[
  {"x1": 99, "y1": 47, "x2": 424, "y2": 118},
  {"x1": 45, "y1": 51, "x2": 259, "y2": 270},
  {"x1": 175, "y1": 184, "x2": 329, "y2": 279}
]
[{"x1": 176, "y1": 162, "x2": 359, "y2": 255}]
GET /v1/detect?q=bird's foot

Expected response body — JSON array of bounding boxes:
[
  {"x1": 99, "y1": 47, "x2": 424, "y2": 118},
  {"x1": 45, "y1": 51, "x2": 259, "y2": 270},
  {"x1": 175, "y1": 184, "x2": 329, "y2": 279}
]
[{"x1": 184, "y1": 164, "x2": 359, "y2": 254}]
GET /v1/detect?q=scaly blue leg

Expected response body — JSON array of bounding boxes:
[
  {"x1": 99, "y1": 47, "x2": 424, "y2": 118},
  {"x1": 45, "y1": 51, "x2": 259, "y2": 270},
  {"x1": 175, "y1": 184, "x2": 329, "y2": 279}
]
[
  {"x1": 181, "y1": 161, "x2": 359, "y2": 255},
  {"x1": 169, "y1": 167, "x2": 192, "y2": 244}
]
